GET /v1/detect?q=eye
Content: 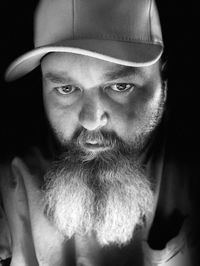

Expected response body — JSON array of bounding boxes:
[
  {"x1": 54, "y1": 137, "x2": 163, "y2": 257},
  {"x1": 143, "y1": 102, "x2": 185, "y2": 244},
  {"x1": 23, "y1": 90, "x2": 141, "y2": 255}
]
[
  {"x1": 54, "y1": 85, "x2": 78, "y2": 95},
  {"x1": 109, "y1": 83, "x2": 135, "y2": 93}
]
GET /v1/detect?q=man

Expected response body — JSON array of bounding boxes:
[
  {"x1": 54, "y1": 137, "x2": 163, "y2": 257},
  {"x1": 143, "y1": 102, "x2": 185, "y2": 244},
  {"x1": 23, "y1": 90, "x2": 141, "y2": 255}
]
[{"x1": 0, "y1": 0, "x2": 198, "y2": 265}]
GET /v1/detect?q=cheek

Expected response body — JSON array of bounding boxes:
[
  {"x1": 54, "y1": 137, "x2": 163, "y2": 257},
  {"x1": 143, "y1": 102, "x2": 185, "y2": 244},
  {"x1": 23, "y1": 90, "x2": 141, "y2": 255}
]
[
  {"x1": 107, "y1": 100, "x2": 137, "y2": 139},
  {"x1": 43, "y1": 94, "x2": 79, "y2": 141},
  {"x1": 108, "y1": 94, "x2": 145, "y2": 129},
  {"x1": 126, "y1": 84, "x2": 162, "y2": 118},
  {"x1": 109, "y1": 86, "x2": 162, "y2": 139}
]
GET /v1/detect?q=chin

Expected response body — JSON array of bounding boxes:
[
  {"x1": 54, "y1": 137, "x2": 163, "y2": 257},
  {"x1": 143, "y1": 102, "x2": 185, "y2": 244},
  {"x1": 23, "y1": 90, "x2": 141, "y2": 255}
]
[{"x1": 43, "y1": 143, "x2": 154, "y2": 246}]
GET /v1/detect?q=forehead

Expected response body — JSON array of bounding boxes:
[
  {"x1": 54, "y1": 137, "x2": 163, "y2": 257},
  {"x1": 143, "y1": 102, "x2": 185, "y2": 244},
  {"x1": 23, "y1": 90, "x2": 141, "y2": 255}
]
[{"x1": 41, "y1": 52, "x2": 161, "y2": 84}]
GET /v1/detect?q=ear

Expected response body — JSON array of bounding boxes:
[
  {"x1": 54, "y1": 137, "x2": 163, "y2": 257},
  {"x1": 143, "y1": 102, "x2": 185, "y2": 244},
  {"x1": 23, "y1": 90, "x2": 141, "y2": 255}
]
[
  {"x1": 161, "y1": 60, "x2": 167, "y2": 71},
  {"x1": 162, "y1": 79, "x2": 168, "y2": 103},
  {"x1": 160, "y1": 60, "x2": 168, "y2": 102},
  {"x1": 161, "y1": 60, "x2": 168, "y2": 79}
]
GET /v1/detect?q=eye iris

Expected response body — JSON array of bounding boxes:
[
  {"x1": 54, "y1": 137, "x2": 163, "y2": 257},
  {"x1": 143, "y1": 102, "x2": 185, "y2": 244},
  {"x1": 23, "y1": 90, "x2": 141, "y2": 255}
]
[
  {"x1": 116, "y1": 84, "x2": 130, "y2": 91},
  {"x1": 62, "y1": 85, "x2": 72, "y2": 93},
  {"x1": 58, "y1": 85, "x2": 74, "y2": 94}
]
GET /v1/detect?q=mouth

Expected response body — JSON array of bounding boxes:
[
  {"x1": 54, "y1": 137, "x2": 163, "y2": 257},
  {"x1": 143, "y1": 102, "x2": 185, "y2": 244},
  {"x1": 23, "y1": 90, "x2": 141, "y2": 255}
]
[{"x1": 81, "y1": 140, "x2": 112, "y2": 152}]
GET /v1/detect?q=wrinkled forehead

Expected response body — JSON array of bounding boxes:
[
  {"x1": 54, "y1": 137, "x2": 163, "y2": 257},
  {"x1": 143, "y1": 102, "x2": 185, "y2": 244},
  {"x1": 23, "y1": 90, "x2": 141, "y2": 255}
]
[{"x1": 41, "y1": 52, "x2": 162, "y2": 84}]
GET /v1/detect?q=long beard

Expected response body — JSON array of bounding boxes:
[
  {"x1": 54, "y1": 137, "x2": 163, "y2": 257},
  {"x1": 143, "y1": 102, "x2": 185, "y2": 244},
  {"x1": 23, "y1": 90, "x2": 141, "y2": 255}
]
[{"x1": 42, "y1": 130, "x2": 155, "y2": 247}]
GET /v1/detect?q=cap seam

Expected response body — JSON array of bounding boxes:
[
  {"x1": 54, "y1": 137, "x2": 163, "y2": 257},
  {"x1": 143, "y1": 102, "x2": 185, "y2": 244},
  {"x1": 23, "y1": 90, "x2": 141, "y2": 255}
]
[
  {"x1": 72, "y1": 0, "x2": 75, "y2": 38},
  {"x1": 149, "y1": 0, "x2": 153, "y2": 41},
  {"x1": 71, "y1": 36, "x2": 162, "y2": 45}
]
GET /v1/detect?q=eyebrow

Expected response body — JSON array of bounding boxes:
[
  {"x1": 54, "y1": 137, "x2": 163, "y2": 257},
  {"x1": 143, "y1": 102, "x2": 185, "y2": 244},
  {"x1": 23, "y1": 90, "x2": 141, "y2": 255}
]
[
  {"x1": 43, "y1": 72, "x2": 75, "y2": 84},
  {"x1": 43, "y1": 66, "x2": 140, "y2": 84},
  {"x1": 105, "y1": 66, "x2": 139, "y2": 80}
]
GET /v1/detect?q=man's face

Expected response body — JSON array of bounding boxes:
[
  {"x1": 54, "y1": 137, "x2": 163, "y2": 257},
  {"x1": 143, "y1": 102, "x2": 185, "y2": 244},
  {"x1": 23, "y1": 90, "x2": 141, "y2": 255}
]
[
  {"x1": 41, "y1": 53, "x2": 164, "y2": 152},
  {"x1": 41, "y1": 53, "x2": 165, "y2": 246}
]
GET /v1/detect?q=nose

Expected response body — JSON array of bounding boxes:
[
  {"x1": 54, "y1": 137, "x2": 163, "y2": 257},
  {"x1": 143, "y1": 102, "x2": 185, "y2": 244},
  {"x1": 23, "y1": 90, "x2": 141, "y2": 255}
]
[{"x1": 79, "y1": 94, "x2": 108, "y2": 131}]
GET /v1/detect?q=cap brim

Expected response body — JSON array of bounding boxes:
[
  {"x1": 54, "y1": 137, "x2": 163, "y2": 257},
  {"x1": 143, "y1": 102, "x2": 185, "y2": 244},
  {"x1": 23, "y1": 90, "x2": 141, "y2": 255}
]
[{"x1": 5, "y1": 39, "x2": 163, "y2": 81}]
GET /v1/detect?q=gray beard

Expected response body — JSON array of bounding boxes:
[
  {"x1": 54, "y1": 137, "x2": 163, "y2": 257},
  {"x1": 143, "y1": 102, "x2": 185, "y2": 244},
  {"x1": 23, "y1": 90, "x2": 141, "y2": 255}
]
[{"x1": 42, "y1": 130, "x2": 155, "y2": 247}]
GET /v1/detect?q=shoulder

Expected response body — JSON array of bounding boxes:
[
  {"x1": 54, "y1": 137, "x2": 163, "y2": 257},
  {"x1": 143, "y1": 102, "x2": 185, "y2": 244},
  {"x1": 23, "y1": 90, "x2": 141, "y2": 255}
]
[
  {"x1": 0, "y1": 148, "x2": 49, "y2": 264},
  {"x1": 0, "y1": 161, "x2": 13, "y2": 263},
  {"x1": 0, "y1": 148, "x2": 49, "y2": 204},
  {"x1": 0, "y1": 160, "x2": 17, "y2": 192},
  {"x1": 0, "y1": 147, "x2": 49, "y2": 184}
]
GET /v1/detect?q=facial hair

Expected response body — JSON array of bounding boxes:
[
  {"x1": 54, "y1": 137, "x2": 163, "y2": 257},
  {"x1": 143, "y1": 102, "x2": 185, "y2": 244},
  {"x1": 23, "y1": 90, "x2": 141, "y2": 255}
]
[{"x1": 42, "y1": 130, "x2": 155, "y2": 247}]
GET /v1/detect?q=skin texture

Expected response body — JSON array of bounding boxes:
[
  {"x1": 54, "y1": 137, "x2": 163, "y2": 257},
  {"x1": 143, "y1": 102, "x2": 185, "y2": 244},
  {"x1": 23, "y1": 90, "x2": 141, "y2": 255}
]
[
  {"x1": 41, "y1": 53, "x2": 164, "y2": 149},
  {"x1": 40, "y1": 53, "x2": 166, "y2": 248}
]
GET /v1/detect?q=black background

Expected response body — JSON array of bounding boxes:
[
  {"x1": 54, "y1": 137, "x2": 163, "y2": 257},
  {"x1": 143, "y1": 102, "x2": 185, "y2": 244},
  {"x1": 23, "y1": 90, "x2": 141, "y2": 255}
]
[{"x1": 0, "y1": 0, "x2": 199, "y2": 161}]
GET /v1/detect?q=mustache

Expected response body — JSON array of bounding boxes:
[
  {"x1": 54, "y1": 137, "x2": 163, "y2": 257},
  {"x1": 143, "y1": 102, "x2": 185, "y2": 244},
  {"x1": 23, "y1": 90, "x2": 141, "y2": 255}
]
[
  {"x1": 54, "y1": 128, "x2": 136, "y2": 164},
  {"x1": 69, "y1": 128, "x2": 127, "y2": 149},
  {"x1": 48, "y1": 128, "x2": 138, "y2": 174}
]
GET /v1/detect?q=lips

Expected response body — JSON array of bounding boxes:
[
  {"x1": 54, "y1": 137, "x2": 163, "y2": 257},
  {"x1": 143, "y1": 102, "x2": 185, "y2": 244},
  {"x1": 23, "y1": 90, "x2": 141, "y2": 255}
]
[
  {"x1": 85, "y1": 140, "x2": 100, "y2": 145},
  {"x1": 81, "y1": 140, "x2": 111, "y2": 151},
  {"x1": 76, "y1": 130, "x2": 114, "y2": 152}
]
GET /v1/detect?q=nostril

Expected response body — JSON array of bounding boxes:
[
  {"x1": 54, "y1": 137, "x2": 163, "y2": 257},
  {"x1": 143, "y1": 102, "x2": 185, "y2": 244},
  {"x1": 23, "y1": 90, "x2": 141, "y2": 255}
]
[
  {"x1": 79, "y1": 108, "x2": 108, "y2": 131},
  {"x1": 100, "y1": 112, "x2": 108, "y2": 126},
  {"x1": 79, "y1": 105, "x2": 96, "y2": 127},
  {"x1": 79, "y1": 97, "x2": 108, "y2": 130}
]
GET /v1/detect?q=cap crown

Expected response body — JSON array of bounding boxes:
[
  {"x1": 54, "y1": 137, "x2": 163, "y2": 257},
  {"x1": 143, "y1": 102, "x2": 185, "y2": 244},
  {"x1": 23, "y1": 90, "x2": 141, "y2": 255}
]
[
  {"x1": 35, "y1": 0, "x2": 163, "y2": 47},
  {"x1": 5, "y1": 0, "x2": 163, "y2": 82}
]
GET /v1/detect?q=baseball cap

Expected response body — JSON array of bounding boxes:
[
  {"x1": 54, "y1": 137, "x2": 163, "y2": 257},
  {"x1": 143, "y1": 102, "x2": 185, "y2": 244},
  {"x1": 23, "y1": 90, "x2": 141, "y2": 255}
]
[{"x1": 5, "y1": 0, "x2": 163, "y2": 82}]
